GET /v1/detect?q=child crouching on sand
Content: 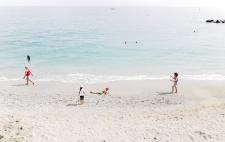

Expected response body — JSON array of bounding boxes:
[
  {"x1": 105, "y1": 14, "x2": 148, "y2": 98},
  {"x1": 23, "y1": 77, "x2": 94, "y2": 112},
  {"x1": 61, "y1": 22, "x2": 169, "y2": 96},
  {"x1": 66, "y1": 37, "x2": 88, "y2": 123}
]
[{"x1": 170, "y1": 72, "x2": 178, "y2": 94}]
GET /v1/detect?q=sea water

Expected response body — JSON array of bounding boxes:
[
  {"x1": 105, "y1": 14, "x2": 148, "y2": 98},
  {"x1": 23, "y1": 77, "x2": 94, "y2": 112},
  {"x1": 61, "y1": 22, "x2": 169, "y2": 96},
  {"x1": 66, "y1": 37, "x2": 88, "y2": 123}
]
[{"x1": 0, "y1": 7, "x2": 225, "y2": 83}]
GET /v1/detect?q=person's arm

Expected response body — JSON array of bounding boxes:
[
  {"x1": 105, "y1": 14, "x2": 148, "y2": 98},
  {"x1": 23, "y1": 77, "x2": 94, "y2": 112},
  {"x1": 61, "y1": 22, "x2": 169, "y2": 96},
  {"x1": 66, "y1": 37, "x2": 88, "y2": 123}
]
[
  {"x1": 104, "y1": 90, "x2": 109, "y2": 95},
  {"x1": 78, "y1": 90, "x2": 81, "y2": 96},
  {"x1": 171, "y1": 77, "x2": 178, "y2": 82},
  {"x1": 170, "y1": 75, "x2": 174, "y2": 82},
  {"x1": 83, "y1": 89, "x2": 86, "y2": 95}
]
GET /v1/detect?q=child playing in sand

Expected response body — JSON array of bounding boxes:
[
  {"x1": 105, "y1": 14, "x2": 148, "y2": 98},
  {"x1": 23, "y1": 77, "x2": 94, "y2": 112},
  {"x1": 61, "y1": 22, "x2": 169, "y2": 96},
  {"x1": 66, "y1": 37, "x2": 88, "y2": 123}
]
[
  {"x1": 79, "y1": 85, "x2": 86, "y2": 105},
  {"x1": 170, "y1": 72, "x2": 178, "y2": 93},
  {"x1": 90, "y1": 88, "x2": 109, "y2": 95},
  {"x1": 23, "y1": 66, "x2": 34, "y2": 85}
]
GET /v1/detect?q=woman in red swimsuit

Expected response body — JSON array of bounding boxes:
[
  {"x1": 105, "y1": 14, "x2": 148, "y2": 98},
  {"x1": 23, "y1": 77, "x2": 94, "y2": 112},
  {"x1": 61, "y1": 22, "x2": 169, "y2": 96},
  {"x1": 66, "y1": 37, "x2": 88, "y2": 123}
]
[{"x1": 23, "y1": 66, "x2": 34, "y2": 85}]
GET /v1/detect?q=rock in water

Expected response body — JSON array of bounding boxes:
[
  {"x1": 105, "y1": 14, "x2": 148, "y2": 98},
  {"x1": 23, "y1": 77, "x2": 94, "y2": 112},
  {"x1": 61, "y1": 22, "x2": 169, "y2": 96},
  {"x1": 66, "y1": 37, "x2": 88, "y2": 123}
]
[
  {"x1": 206, "y1": 20, "x2": 214, "y2": 23},
  {"x1": 215, "y1": 20, "x2": 220, "y2": 23}
]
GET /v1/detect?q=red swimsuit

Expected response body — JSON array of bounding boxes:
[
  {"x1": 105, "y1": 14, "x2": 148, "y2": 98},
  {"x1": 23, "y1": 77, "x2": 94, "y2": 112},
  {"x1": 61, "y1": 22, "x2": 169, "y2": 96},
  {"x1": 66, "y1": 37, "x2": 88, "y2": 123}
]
[{"x1": 26, "y1": 69, "x2": 31, "y2": 77}]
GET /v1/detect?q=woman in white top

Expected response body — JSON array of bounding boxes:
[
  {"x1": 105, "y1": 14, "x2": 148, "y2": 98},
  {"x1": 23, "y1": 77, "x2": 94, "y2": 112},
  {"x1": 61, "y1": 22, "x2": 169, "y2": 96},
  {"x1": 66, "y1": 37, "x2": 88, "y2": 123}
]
[
  {"x1": 79, "y1": 85, "x2": 86, "y2": 105},
  {"x1": 170, "y1": 72, "x2": 178, "y2": 94}
]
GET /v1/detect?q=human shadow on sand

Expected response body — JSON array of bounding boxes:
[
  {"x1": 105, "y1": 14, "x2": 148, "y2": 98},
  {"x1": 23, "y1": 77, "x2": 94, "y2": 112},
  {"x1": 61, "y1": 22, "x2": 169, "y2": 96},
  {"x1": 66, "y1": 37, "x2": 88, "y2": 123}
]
[
  {"x1": 66, "y1": 104, "x2": 79, "y2": 107},
  {"x1": 157, "y1": 92, "x2": 172, "y2": 95},
  {"x1": 11, "y1": 84, "x2": 27, "y2": 87}
]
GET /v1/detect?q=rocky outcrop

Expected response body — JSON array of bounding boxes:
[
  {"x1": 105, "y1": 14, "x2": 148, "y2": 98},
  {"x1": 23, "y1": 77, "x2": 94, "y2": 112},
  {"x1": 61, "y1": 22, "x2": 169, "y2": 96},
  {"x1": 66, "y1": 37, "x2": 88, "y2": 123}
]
[
  {"x1": 206, "y1": 19, "x2": 225, "y2": 23},
  {"x1": 206, "y1": 20, "x2": 214, "y2": 23}
]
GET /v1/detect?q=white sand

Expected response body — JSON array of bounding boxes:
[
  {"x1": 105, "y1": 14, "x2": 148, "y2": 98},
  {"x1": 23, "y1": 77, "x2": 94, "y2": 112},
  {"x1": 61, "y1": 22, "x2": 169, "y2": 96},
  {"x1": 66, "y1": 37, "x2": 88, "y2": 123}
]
[{"x1": 0, "y1": 80, "x2": 225, "y2": 142}]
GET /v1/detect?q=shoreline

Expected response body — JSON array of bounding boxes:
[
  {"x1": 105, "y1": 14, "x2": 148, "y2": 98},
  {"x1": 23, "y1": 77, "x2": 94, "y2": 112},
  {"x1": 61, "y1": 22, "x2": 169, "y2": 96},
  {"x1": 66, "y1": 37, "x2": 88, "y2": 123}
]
[{"x1": 1, "y1": 80, "x2": 225, "y2": 106}]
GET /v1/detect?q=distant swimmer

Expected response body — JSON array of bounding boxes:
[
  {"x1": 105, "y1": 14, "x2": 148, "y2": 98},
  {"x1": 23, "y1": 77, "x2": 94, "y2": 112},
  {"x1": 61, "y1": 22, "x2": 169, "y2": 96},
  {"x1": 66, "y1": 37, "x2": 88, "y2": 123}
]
[
  {"x1": 27, "y1": 55, "x2": 30, "y2": 63},
  {"x1": 23, "y1": 66, "x2": 34, "y2": 86},
  {"x1": 170, "y1": 72, "x2": 178, "y2": 94}
]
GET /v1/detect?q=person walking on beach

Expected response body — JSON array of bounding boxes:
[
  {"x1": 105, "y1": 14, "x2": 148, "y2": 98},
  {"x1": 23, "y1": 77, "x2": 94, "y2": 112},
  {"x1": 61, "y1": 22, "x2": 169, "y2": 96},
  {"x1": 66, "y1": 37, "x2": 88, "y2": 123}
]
[
  {"x1": 23, "y1": 66, "x2": 34, "y2": 85},
  {"x1": 170, "y1": 72, "x2": 178, "y2": 93},
  {"x1": 79, "y1": 85, "x2": 86, "y2": 105}
]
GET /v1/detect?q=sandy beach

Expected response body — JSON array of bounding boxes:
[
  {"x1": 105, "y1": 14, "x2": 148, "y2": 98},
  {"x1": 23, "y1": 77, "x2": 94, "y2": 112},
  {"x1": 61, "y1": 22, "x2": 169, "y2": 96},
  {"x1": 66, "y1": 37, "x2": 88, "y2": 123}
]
[
  {"x1": 1, "y1": 4, "x2": 225, "y2": 142},
  {"x1": 0, "y1": 80, "x2": 225, "y2": 142}
]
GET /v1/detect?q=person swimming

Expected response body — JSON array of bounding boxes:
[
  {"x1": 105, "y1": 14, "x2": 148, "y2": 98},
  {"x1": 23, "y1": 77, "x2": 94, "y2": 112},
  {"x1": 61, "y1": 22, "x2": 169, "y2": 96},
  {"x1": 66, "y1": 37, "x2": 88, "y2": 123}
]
[
  {"x1": 170, "y1": 72, "x2": 178, "y2": 94},
  {"x1": 27, "y1": 55, "x2": 30, "y2": 63},
  {"x1": 90, "y1": 88, "x2": 109, "y2": 95},
  {"x1": 23, "y1": 66, "x2": 34, "y2": 85}
]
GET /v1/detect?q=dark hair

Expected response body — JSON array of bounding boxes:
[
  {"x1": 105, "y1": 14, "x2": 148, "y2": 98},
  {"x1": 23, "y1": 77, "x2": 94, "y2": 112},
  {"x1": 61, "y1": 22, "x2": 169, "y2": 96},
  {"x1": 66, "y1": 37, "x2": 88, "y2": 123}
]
[
  {"x1": 174, "y1": 72, "x2": 178, "y2": 77},
  {"x1": 79, "y1": 87, "x2": 83, "y2": 94}
]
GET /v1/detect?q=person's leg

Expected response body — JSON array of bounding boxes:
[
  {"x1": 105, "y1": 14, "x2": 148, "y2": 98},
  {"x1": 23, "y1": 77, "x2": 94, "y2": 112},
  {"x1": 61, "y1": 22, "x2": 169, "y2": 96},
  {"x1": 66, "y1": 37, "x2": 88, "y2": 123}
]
[
  {"x1": 90, "y1": 91, "x2": 102, "y2": 95},
  {"x1": 175, "y1": 85, "x2": 177, "y2": 93},
  {"x1": 26, "y1": 77, "x2": 29, "y2": 85},
  {"x1": 171, "y1": 85, "x2": 174, "y2": 93},
  {"x1": 28, "y1": 79, "x2": 34, "y2": 85},
  {"x1": 80, "y1": 96, "x2": 84, "y2": 105}
]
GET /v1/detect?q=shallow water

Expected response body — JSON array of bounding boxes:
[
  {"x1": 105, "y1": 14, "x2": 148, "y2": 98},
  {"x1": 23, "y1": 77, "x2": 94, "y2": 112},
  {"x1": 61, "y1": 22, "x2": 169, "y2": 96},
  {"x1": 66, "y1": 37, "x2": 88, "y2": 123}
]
[{"x1": 0, "y1": 7, "x2": 225, "y2": 83}]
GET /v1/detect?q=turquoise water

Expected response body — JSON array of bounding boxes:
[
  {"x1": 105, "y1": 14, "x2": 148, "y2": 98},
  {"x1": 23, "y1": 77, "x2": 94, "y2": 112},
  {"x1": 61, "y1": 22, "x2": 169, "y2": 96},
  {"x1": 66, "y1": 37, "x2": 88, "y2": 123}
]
[{"x1": 1, "y1": 7, "x2": 225, "y2": 83}]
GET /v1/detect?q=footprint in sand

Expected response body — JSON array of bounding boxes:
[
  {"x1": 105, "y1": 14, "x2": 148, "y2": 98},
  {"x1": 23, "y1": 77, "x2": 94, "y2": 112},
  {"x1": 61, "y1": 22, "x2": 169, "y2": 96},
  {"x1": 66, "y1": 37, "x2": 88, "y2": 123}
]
[{"x1": 194, "y1": 131, "x2": 213, "y2": 140}]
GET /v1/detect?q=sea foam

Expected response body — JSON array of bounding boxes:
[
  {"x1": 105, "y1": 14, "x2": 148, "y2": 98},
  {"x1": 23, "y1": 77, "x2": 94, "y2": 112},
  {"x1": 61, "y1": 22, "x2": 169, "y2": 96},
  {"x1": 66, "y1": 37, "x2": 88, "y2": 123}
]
[{"x1": 1, "y1": 73, "x2": 225, "y2": 84}]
